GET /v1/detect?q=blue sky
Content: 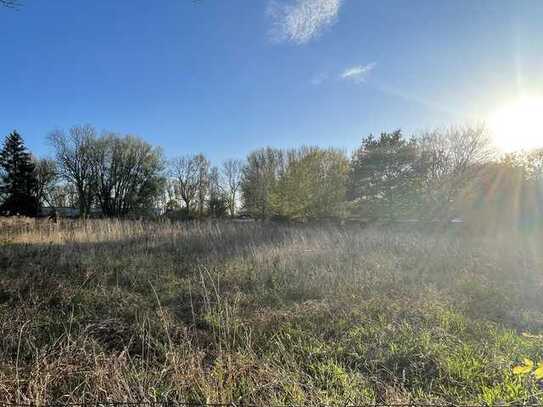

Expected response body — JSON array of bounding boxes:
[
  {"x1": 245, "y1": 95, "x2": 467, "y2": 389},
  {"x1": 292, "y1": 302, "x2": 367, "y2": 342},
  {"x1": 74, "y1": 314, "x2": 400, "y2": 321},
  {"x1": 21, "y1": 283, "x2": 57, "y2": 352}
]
[{"x1": 1, "y1": 0, "x2": 542, "y2": 163}]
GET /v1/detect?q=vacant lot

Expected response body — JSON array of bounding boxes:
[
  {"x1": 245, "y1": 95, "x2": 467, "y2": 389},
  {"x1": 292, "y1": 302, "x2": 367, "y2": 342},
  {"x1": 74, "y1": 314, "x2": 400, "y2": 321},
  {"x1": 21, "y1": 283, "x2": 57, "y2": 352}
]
[{"x1": 0, "y1": 218, "x2": 542, "y2": 404}]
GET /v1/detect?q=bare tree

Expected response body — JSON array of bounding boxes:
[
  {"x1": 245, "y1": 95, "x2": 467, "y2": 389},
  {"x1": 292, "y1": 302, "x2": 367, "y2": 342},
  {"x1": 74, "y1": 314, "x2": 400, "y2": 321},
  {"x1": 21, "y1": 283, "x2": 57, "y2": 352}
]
[
  {"x1": 48, "y1": 125, "x2": 98, "y2": 217},
  {"x1": 526, "y1": 148, "x2": 543, "y2": 182},
  {"x1": 417, "y1": 125, "x2": 494, "y2": 217},
  {"x1": 221, "y1": 158, "x2": 243, "y2": 217},
  {"x1": 207, "y1": 166, "x2": 227, "y2": 217},
  {"x1": 170, "y1": 154, "x2": 201, "y2": 215},
  {"x1": 92, "y1": 133, "x2": 164, "y2": 217},
  {"x1": 419, "y1": 125, "x2": 493, "y2": 181},
  {"x1": 33, "y1": 158, "x2": 58, "y2": 207},
  {"x1": 194, "y1": 154, "x2": 209, "y2": 217},
  {"x1": 208, "y1": 166, "x2": 221, "y2": 202},
  {"x1": 48, "y1": 183, "x2": 78, "y2": 208}
]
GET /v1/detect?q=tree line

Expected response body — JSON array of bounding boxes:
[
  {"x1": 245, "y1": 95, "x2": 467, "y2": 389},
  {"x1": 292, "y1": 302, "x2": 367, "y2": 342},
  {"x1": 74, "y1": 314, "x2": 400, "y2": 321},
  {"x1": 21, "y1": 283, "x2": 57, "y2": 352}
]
[{"x1": 1, "y1": 125, "x2": 542, "y2": 228}]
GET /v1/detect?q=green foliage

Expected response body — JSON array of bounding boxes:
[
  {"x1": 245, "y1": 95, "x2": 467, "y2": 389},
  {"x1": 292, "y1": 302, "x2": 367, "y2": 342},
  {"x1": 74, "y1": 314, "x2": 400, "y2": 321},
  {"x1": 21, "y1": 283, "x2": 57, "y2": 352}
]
[
  {"x1": 0, "y1": 131, "x2": 40, "y2": 216},
  {"x1": 241, "y1": 147, "x2": 285, "y2": 218},
  {"x1": 270, "y1": 147, "x2": 349, "y2": 220},
  {"x1": 241, "y1": 146, "x2": 349, "y2": 221},
  {"x1": 348, "y1": 130, "x2": 425, "y2": 220}
]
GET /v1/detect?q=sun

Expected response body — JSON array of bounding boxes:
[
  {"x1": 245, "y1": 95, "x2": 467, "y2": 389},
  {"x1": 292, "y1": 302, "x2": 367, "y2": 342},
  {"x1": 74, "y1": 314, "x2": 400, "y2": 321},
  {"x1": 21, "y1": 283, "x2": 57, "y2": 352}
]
[{"x1": 488, "y1": 96, "x2": 543, "y2": 152}]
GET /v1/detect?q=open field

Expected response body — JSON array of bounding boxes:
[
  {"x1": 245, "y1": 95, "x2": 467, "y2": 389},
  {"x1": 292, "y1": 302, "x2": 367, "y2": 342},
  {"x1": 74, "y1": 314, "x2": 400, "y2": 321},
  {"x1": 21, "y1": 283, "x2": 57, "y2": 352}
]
[{"x1": 1, "y1": 218, "x2": 543, "y2": 404}]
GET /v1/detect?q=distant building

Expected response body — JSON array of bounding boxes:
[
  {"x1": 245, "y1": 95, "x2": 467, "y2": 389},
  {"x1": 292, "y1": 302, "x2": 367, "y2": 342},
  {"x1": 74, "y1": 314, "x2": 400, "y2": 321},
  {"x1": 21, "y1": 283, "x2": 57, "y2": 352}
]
[
  {"x1": 39, "y1": 206, "x2": 165, "y2": 218},
  {"x1": 39, "y1": 207, "x2": 101, "y2": 218}
]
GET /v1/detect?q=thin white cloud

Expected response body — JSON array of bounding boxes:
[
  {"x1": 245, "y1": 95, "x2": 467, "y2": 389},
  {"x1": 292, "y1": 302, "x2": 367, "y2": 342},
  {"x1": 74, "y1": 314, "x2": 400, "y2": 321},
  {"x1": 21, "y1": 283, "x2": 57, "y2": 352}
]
[
  {"x1": 268, "y1": 0, "x2": 342, "y2": 45},
  {"x1": 310, "y1": 72, "x2": 329, "y2": 86},
  {"x1": 340, "y1": 63, "x2": 376, "y2": 83}
]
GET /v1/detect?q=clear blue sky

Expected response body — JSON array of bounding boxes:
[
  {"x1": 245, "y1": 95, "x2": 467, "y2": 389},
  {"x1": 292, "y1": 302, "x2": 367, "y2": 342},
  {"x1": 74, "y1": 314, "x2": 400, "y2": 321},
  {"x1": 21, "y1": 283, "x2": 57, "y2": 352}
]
[{"x1": 1, "y1": 0, "x2": 542, "y2": 164}]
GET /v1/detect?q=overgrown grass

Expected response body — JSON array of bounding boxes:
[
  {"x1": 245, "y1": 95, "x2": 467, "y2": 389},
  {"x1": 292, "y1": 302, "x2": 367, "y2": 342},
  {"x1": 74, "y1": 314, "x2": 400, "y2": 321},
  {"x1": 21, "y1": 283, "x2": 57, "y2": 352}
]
[{"x1": 0, "y1": 217, "x2": 542, "y2": 404}]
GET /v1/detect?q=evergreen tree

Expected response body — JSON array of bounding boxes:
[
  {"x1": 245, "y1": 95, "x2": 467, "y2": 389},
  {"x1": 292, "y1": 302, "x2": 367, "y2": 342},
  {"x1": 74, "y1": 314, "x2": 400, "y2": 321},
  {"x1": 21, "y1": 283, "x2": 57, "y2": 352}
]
[
  {"x1": 0, "y1": 131, "x2": 40, "y2": 216},
  {"x1": 348, "y1": 130, "x2": 424, "y2": 220}
]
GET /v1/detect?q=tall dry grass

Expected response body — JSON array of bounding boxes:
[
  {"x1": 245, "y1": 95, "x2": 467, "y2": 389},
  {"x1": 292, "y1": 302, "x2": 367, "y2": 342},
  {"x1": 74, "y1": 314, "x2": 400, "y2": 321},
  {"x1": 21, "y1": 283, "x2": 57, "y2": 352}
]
[{"x1": 0, "y1": 217, "x2": 542, "y2": 404}]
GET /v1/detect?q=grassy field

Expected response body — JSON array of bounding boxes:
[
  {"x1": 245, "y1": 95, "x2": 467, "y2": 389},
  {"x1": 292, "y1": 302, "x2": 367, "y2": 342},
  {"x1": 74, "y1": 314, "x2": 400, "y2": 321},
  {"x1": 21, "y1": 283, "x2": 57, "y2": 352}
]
[{"x1": 1, "y1": 218, "x2": 543, "y2": 404}]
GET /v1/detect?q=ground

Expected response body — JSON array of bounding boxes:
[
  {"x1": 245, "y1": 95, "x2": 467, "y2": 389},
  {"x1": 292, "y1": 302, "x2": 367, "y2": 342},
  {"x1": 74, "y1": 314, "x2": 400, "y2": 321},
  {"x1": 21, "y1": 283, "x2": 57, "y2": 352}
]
[{"x1": 0, "y1": 217, "x2": 542, "y2": 404}]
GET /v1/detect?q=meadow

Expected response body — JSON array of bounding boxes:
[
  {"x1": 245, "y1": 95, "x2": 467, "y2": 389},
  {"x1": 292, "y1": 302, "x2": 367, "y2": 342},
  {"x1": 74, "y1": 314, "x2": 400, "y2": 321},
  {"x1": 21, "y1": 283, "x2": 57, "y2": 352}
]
[{"x1": 0, "y1": 217, "x2": 542, "y2": 405}]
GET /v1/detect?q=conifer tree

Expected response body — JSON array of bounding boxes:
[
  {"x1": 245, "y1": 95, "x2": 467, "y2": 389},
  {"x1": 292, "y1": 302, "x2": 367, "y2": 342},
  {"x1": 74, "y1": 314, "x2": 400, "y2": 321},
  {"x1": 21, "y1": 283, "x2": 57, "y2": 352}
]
[{"x1": 0, "y1": 131, "x2": 40, "y2": 216}]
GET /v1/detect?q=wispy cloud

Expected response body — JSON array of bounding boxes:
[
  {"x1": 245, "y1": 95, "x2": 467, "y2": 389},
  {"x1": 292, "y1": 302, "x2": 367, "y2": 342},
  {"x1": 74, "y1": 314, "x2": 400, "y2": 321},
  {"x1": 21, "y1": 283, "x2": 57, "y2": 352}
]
[
  {"x1": 310, "y1": 72, "x2": 329, "y2": 86},
  {"x1": 340, "y1": 63, "x2": 376, "y2": 84},
  {"x1": 268, "y1": 0, "x2": 342, "y2": 45}
]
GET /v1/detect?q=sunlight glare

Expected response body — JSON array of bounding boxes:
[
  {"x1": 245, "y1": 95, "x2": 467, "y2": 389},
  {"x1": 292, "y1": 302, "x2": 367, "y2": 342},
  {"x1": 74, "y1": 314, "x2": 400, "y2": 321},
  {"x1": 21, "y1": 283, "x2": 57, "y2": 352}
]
[{"x1": 488, "y1": 96, "x2": 543, "y2": 152}]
